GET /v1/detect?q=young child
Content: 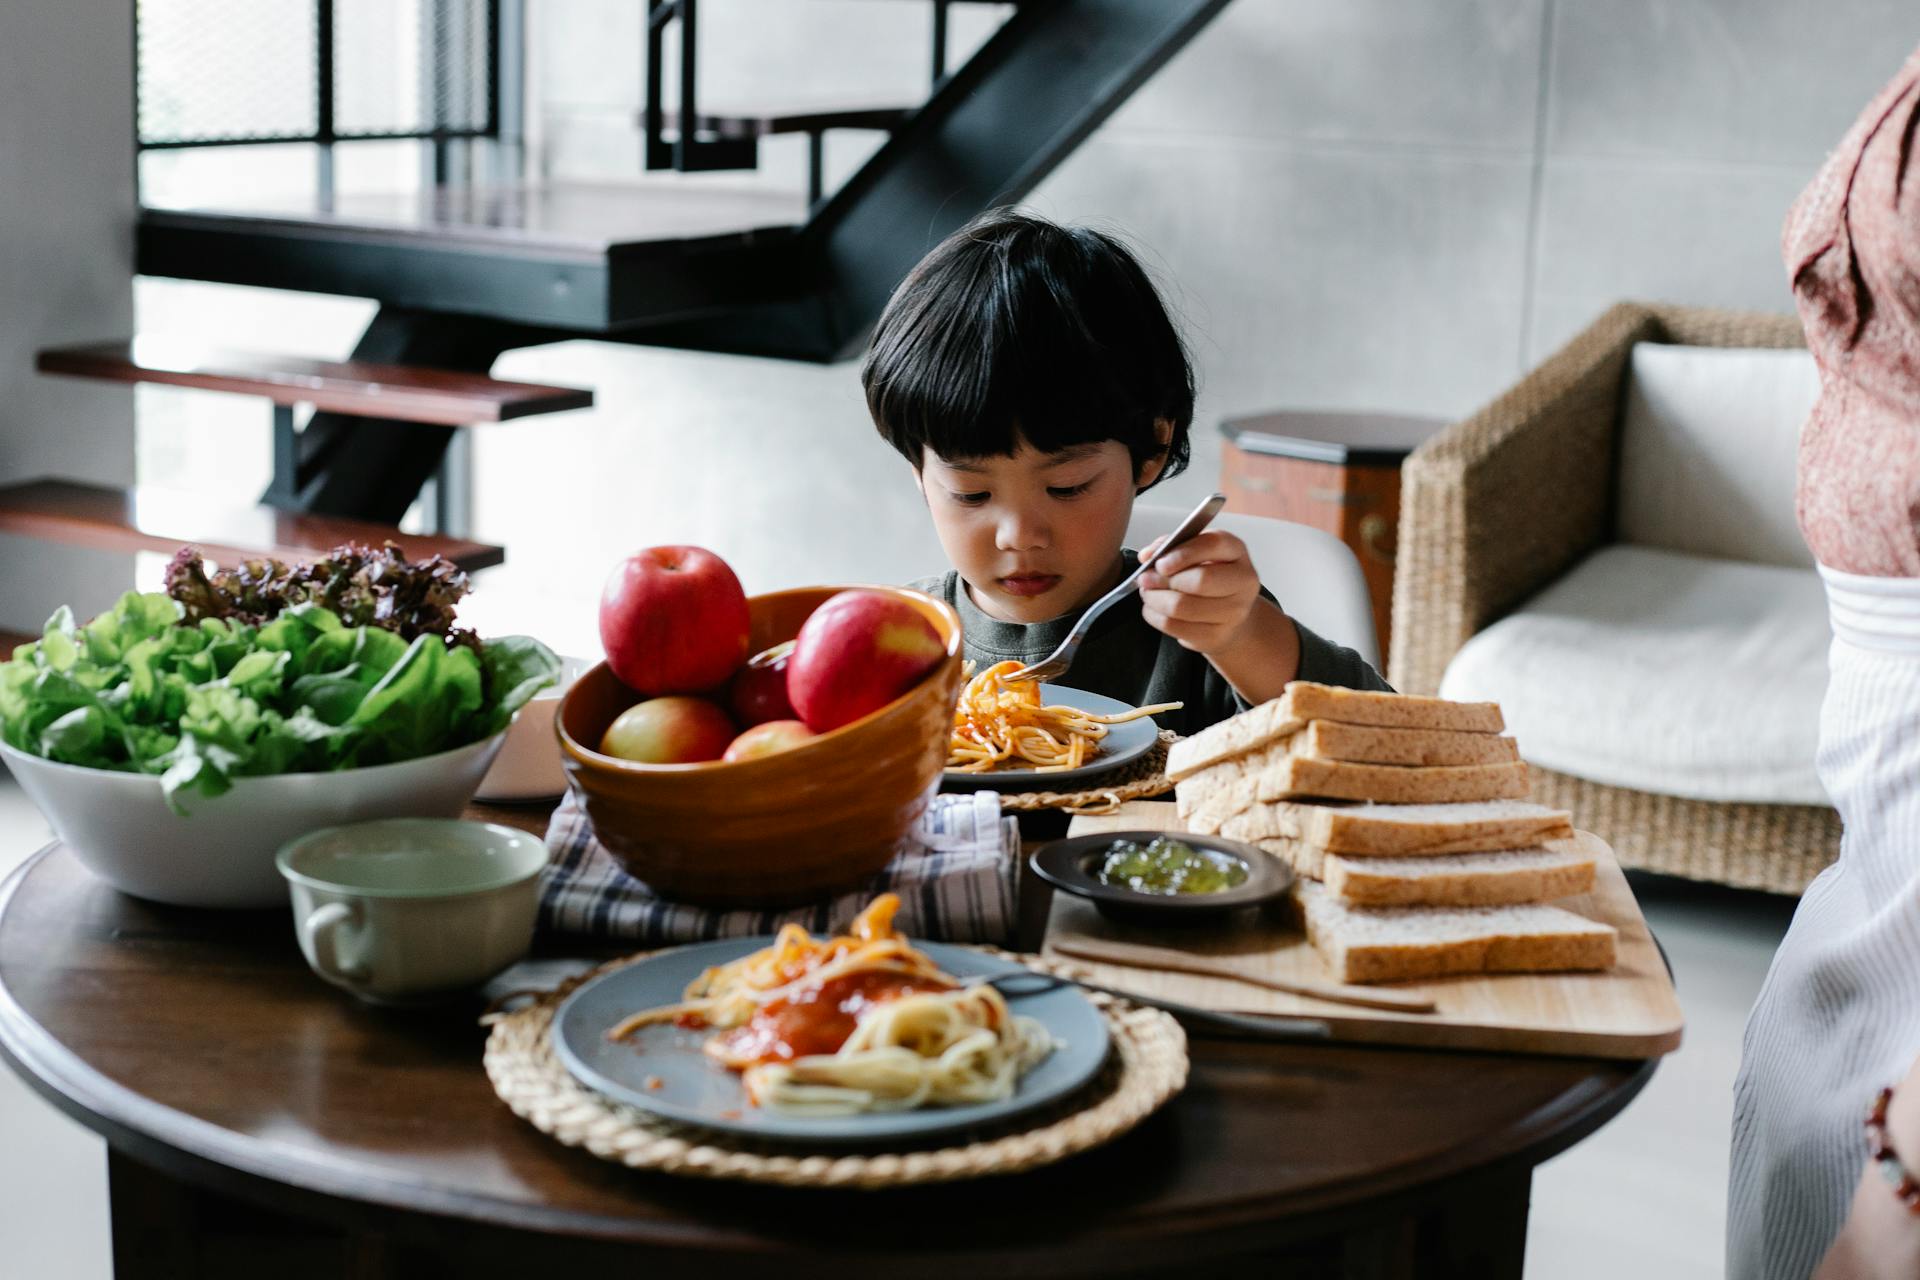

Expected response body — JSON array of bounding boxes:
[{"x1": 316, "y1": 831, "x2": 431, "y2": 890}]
[{"x1": 863, "y1": 209, "x2": 1389, "y2": 739}]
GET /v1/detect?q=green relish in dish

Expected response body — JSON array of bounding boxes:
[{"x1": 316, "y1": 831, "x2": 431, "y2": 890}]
[{"x1": 1094, "y1": 837, "x2": 1248, "y2": 896}]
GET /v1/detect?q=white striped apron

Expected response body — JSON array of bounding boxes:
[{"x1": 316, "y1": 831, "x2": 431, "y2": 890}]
[{"x1": 1729, "y1": 565, "x2": 1920, "y2": 1278}]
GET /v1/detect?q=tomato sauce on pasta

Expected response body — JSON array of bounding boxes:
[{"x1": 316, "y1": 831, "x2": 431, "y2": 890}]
[{"x1": 608, "y1": 895, "x2": 1053, "y2": 1114}]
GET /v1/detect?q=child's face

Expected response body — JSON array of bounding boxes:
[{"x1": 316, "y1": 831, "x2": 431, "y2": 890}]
[{"x1": 917, "y1": 437, "x2": 1156, "y2": 623}]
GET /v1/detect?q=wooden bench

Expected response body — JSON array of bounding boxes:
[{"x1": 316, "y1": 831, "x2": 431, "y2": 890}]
[{"x1": 0, "y1": 479, "x2": 505, "y2": 573}]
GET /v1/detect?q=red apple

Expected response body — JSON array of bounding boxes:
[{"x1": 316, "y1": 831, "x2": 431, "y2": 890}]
[
  {"x1": 599, "y1": 546, "x2": 751, "y2": 696},
  {"x1": 721, "y1": 718, "x2": 816, "y2": 763},
  {"x1": 728, "y1": 640, "x2": 798, "y2": 727},
  {"x1": 599, "y1": 696, "x2": 736, "y2": 764},
  {"x1": 787, "y1": 590, "x2": 946, "y2": 733}
]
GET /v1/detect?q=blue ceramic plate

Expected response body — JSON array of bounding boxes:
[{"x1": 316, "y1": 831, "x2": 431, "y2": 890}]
[
  {"x1": 551, "y1": 938, "x2": 1112, "y2": 1146},
  {"x1": 942, "y1": 683, "x2": 1161, "y2": 793}
]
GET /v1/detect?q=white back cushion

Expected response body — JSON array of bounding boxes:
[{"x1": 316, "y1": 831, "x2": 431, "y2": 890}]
[{"x1": 1616, "y1": 343, "x2": 1819, "y2": 569}]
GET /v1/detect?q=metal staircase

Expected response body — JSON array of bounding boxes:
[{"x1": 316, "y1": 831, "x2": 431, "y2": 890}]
[{"x1": 121, "y1": 0, "x2": 1233, "y2": 524}]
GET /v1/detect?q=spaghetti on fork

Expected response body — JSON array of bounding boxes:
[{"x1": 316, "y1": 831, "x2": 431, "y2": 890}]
[{"x1": 946, "y1": 660, "x2": 1181, "y2": 773}]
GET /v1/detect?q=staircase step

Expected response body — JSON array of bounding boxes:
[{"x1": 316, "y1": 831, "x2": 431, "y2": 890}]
[
  {"x1": 0, "y1": 479, "x2": 505, "y2": 573},
  {"x1": 654, "y1": 104, "x2": 914, "y2": 140},
  {"x1": 138, "y1": 181, "x2": 809, "y2": 330},
  {"x1": 37, "y1": 340, "x2": 593, "y2": 426}
]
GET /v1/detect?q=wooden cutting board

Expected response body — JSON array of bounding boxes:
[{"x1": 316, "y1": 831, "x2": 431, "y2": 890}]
[{"x1": 1045, "y1": 802, "x2": 1684, "y2": 1060}]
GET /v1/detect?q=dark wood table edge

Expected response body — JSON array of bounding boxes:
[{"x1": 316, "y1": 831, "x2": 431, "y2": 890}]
[
  {"x1": 0, "y1": 843, "x2": 1661, "y2": 1269},
  {"x1": 0, "y1": 846, "x2": 746, "y2": 1251}
]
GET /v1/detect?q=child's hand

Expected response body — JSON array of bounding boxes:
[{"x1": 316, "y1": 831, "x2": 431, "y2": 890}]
[{"x1": 1136, "y1": 531, "x2": 1263, "y2": 654}]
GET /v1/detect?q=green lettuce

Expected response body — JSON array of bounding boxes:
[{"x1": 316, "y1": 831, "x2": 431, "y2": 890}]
[{"x1": 0, "y1": 592, "x2": 559, "y2": 811}]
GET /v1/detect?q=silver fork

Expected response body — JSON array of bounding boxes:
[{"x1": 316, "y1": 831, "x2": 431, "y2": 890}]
[{"x1": 1002, "y1": 491, "x2": 1228, "y2": 685}]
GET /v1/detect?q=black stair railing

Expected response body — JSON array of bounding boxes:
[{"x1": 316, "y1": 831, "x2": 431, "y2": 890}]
[
  {"x1": 617, "y1": 0, "x2": 1235, "y2": 363},
  {"x1": 641, "y1": 0, "x2": 985, "y2": 207},
  {"x1": 642, "y1": 0, "x2": 757, "y2": 177}
]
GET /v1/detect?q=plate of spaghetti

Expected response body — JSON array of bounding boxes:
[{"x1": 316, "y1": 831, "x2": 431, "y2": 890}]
[
  {"x1": 551, "y1": 895, "x2": 1111, "y2": 1143},
  {"x1": 942, "y1": 660, "x2": 1180, "y2": 791}
]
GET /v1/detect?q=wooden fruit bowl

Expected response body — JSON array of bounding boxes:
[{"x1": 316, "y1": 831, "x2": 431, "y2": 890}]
[{"x1": 556, "y1": 586, "x2": 963, "y2": 908}]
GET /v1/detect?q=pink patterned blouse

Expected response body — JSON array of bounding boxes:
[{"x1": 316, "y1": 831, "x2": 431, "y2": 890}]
[{"x1": 1783, "y1": 47, "x2": 1920, "y2": 577}]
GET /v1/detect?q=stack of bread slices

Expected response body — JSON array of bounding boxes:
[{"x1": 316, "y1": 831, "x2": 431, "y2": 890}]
[{"x1": 1169, "y1": 682, "x2": 1618, "y2": 985}]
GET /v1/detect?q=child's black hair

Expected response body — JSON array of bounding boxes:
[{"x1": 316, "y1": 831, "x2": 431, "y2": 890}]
[{"x1": 862, "y1": 209, "x2": 1193, "y2": 488}]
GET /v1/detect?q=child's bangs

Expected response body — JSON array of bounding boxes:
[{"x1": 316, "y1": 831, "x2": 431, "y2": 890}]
[
  {"x1": 882, "y1": 351, "x2": 1153, "y2": 465},
  {"x1": 869, "y1": 289, "x2": 1162, "y2": 464}
]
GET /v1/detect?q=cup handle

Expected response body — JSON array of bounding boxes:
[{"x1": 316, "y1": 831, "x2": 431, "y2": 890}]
[{"x1": 304, "y1": 901, "x2": 370, "y2": 983}]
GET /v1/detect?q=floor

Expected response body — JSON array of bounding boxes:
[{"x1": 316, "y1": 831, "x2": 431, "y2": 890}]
[{"x1": 0, "y1": 774, "x2": 1798, "y2": 1278}]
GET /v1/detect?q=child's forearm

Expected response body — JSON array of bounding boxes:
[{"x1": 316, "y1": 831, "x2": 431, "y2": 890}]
[{"x1": 1205, "y1": 598, "x2": 1300, "y2": 705}]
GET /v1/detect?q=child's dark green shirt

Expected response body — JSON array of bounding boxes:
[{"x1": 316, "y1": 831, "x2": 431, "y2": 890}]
[{"x1": 910, "y1": 550, "x2": 1391, "y2": 738}]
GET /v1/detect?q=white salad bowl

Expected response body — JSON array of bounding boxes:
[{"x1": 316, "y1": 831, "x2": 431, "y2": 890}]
[
  {"x1": 0, "y1": 732, "x2": 507, "y2": 909},
  {"x1": 474, "y1": 655, "x2": 591, "y2": 803}
]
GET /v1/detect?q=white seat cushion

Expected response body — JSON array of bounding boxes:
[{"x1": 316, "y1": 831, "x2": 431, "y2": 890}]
[
  {"x1": 1438, "y1": 545, "x2": 1830, "y2": 806},
  {"x1": 1617, "y1": 343, "x2": 1819, "y2": 570}
]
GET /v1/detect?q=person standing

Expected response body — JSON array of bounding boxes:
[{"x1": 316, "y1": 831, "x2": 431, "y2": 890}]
[{"x1": 1729, "y1": 44, "x2": 1920, "y2": 1280}]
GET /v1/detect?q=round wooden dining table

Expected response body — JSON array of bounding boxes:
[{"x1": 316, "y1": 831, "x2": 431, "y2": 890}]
[{"x1": 0, "y1": 810, "x2": 1657, "y2": 1280}]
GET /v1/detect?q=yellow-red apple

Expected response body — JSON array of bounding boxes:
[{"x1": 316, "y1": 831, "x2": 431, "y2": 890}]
[
  {"x1": 787, "y1": 590, "x2": 945, "y2": 733},
  {"x1": 599, "y1": 696, "x2": 736, "y2": 763},
  {"x1": 721, "y1": 718, "x2": 815, "y2": 763},
  {"x1": 599, "y1": 546, "x2": 750, "y2": 695}
]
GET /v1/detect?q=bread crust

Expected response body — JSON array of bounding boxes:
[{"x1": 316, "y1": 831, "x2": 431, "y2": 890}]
[
  {"x1": 1220, "y1": 799, "x2": 1576, "y2": 855},
  {"x1": 1295, "y1": 881, "x2": 1617, "y2": 983},
  {"x1": 1165, "y1": 683, "x2": 1505, "y2": 782}
]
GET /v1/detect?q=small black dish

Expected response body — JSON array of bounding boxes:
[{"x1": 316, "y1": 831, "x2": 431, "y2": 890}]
[{"x1": 1030, "y1": 829, "x2": 1294, "y2": 926}]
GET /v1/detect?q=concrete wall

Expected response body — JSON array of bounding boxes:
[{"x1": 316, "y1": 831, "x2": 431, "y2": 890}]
[
  {"x1": 0, "y1": 5, "x2": 137, "y2": 633},
  {"x1": 443, "y1": 0, "x2": 1920, "y2": 652}
]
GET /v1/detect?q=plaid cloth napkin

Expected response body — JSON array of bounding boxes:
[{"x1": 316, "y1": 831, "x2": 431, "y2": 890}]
[{"x1": 538, "y1": 787, "x2": 1020, "y2": 945}]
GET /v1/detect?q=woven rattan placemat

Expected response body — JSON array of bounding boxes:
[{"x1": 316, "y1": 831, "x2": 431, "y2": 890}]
[
  {"x1": 991, "y1": 730, "x2": 1179, "y2": 815},
  {"x1": 483, "y1": 951, "x2": 1188, "y2": 1189}
]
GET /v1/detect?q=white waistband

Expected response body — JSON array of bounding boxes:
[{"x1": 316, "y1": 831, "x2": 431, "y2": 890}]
[{"x1": 1821, "y1": 562, "x2": 1920, "y2": 652}]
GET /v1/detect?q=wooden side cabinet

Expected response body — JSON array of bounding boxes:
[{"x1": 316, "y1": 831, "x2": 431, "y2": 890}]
[{"x1": 1219, "y1": 411, "x2": 1443, "y2": 669}]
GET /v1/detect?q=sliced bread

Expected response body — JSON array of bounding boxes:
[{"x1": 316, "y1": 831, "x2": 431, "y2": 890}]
[
  {"x1": 1284, "y1": 682, "x2": 1504, "y2": 734},
  {"x1": 1182, "y1": 804, "x2": 1226, "y2": 836},
  {"x1": 1322, "y1": 844, "x2": 1597, "y2": 908},
  {"x1": 1166, "y1": 699, "x2": 1304, "y2": 782},
  {"x1": 1181, "y1": 748, "x2": 1530, "y2": 817},
  {"x1": 1283, "y1": 721, "x2": 1520, "y2": 768},
  {"x1": 1256, "y1": 836, "x2": 1328, "y2": 880},
  {"x1": 1260, "y1": 836, "x2": 1597, "y2": 906},
  {"x1": 1175, "y1": 773, "x2": 1232, "y2": 827},
  {"x1": 1294, "y1": 880, "x2": 1618, "y2": 984},
  {"x1": 1221, "y1": 799, "x2": 1576, "y2": 855},
  {"x1": 1165, "y1": 684, "x2": 1505, "y2": 782}
]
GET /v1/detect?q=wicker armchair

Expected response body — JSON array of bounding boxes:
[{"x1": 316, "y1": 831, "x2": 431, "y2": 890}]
[{"x1": 1389, "y1": 301, "x2": 1841, "y2": 894}]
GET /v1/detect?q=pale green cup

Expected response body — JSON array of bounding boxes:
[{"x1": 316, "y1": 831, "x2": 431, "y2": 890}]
[{"x1": 277, "y1": 819, "x2": 548, "y2": 1003}]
